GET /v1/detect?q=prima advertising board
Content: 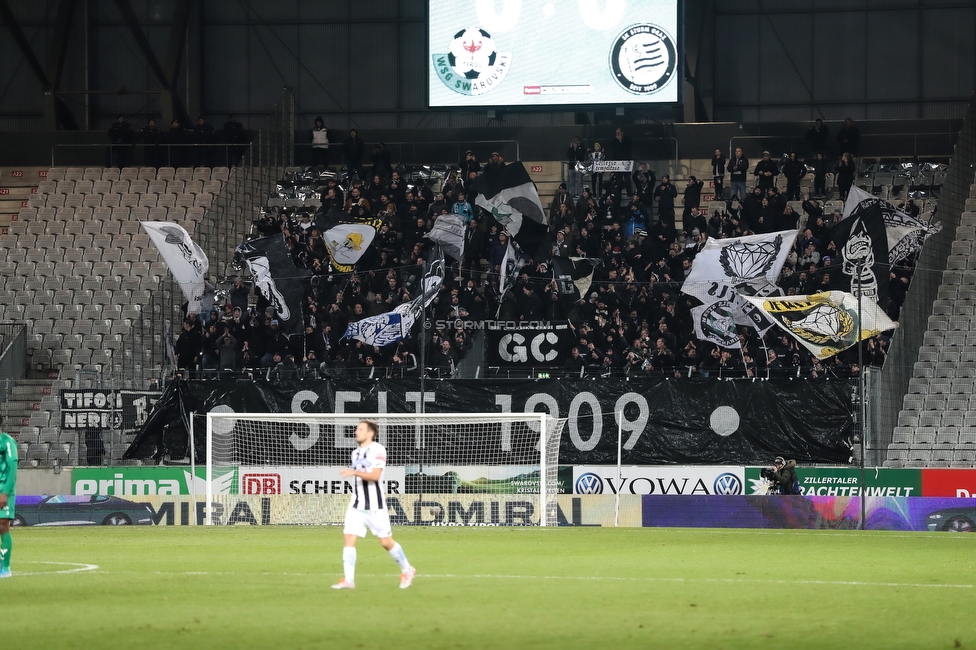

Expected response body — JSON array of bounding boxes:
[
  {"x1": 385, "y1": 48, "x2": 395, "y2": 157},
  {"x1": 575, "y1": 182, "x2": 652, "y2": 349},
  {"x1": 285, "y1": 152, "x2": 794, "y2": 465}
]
[
  {"x1": 572, "y1": 466, "x2": 745, "y2": 496},
  {"x1": 71, "y1": 467, "x2": 238, "y2": 496}
]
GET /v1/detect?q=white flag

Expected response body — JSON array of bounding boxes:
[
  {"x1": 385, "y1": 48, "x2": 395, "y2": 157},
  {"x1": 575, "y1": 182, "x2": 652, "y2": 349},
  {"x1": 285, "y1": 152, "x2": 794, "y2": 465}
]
[
  {"x1": 739, "y1": 291, "x2": 897, "y2": 359},
  {"x1": 141, "y1": 221, "x2": 209, "y2": 313},
  {"x1": 682, "y1": 230, "x2": 798, "y2": 305}
]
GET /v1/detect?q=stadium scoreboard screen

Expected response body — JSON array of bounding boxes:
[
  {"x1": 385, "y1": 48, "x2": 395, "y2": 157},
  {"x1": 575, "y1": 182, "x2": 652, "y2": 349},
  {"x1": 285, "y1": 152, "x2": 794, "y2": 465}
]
[{"x1": 428, "y1": 0, "x2": 681, "y2": 108}]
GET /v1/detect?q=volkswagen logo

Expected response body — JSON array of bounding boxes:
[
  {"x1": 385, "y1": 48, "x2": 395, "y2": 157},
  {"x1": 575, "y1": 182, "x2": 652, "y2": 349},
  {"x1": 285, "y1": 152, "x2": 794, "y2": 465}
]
[
  {"x1": 574, "y1": 472, "x2": 604, "y2": 495},
  {"x1": 713, "y1": 473, "x2": 743, "y2": 495}
]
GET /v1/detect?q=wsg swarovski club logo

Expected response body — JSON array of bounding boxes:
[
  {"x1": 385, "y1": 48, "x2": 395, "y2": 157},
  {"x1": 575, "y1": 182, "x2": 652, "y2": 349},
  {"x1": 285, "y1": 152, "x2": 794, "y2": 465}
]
[{"x1": 575, "y1": 472, "x2": 604, "y2": 495}]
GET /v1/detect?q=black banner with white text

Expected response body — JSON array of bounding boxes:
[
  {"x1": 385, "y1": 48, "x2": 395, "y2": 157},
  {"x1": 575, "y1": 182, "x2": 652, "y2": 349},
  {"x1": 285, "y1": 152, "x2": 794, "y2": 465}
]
[{"x1": 125, "y1": 378, "x2": 853, "y2": 465}]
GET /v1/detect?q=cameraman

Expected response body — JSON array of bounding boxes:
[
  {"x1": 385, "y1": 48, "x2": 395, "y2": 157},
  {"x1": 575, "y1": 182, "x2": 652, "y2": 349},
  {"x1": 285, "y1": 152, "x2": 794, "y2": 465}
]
[{"x1": 767, "y1": 456, "x2": 799, "y2": 495}]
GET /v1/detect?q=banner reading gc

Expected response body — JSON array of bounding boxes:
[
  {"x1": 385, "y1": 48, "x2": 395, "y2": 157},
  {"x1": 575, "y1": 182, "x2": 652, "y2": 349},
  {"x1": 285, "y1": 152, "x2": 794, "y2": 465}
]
[{"x1": 428, "y1": 0, "x2": 680, "y2": 108}]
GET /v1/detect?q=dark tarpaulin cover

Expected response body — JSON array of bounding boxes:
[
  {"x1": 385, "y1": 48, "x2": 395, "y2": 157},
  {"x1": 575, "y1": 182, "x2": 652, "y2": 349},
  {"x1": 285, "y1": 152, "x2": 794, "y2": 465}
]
[{"x1": 125, "y1": 378, "x2": 853, "y2": 466}]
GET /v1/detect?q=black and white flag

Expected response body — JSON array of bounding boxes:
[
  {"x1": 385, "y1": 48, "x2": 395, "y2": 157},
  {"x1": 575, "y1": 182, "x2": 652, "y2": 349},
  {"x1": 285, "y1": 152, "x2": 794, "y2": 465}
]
[
  {"x1": 234, "y1": 234, "x2": 311, "y2": 335},
  {"x1": 471, "y1": 162, "x2": 550, "y2": 257},
  {"x1": 692, "y1": 301, "x2": 741, "y2": 349},
  {"x1": 141, "y1": 222, "x2": 209, "y2": 313},
  {"x1": 425, "y1": 213, "x2": 466, "y2": 263},
  {"x1": 344, "y1": 309, "x2": 412, "y2": 347},
  {"x1": 499, "y1": 239, "x2": 528, "y2": 297},
  {"x1": 551, "y1": 256, "x2": 600, "y2": 309},
  {"x1": 831, "y1": 200, "x2": 890, "y2": 304},
  {"x1": 682, "y1": 230, "x2": 797, "y2": 305},
  {"x1": 342, "y1": 253, "x2": 445, "y2": 347},
  {"x1": 842, "y1": 186, "x2": 941, "y2": 264}
]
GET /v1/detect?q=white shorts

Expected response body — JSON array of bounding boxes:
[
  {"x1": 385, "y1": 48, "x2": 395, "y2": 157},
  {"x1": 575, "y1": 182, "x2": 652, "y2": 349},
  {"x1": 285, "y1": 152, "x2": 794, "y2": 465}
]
[{"x1": 343, "y1": 505, "x2": 392, "y2": 539}]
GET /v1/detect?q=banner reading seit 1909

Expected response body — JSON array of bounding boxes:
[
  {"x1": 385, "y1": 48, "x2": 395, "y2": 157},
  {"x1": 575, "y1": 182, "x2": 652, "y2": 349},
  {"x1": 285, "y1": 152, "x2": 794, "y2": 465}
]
[{"x1": 428, "y1": 0, "x2": 680, "y2": 107}]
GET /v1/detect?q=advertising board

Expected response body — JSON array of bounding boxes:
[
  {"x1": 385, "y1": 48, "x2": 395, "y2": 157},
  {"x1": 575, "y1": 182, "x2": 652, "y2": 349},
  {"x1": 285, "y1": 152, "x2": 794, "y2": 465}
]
[{"x1": 572, "y1": 466, "x2": 745, "y2": 495}]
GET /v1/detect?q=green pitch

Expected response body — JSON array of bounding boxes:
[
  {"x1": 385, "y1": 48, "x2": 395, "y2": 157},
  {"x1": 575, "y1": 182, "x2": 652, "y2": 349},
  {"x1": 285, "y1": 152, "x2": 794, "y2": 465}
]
[{"x1": 3, "y1": 527, "x2": 975, "y2": 649}]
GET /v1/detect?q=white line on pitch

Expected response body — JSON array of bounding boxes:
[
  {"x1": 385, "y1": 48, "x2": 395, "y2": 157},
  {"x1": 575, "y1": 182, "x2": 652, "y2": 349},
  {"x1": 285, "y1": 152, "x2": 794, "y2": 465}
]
[
  {"x1": 11, "y1": 561, "x2": 99, "y2": 576},
  {"x1": 130, "y1": 570, "x2": 972, "y2": 589}
]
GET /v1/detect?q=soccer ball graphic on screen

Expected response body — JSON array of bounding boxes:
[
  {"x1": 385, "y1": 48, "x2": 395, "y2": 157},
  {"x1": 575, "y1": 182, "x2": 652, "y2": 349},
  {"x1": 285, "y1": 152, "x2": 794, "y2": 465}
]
[{"x1": 448, "y1": 27, "x2": 497, "y2": 79}]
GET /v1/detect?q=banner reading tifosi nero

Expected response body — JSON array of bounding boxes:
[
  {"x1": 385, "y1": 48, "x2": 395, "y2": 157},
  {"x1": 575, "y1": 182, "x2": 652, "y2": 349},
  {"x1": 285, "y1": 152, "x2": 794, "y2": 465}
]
[{"x1": 125, "y1": 378, "x2": 853, "y2": 465}]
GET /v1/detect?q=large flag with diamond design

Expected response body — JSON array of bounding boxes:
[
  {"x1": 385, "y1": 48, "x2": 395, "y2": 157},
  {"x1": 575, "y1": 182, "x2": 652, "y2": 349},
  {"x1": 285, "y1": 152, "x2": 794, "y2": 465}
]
[
  {"x1": 682, "y1": 230, "x2": 797, "y2": 305},
  {"x1": 739, "y1": 291, "x2": 897, "y2": 359}
]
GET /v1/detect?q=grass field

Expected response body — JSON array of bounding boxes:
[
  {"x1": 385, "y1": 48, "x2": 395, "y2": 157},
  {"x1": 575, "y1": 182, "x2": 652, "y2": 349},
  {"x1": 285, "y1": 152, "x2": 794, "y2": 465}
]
[{"x1": 2, "y1": 526, "x2": 974, "y2": 649}]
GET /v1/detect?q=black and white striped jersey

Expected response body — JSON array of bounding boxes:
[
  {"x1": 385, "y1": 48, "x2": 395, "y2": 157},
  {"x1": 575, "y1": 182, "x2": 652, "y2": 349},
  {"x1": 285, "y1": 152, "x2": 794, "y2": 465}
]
[{"x1": 350, "y1": 441, "x2": 387, "y2": 511}]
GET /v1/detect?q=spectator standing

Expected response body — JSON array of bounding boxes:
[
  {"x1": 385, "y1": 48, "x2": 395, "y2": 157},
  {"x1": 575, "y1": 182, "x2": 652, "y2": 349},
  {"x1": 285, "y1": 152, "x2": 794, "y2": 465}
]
[
  {"x1": 459, "y1": 149, "x2": 481, "y2": 177},
  {"x1": 107, "y1": 115, "x2": 134, "y2": 167},
  {"x1": 836, "y1": 118, "x2": 860, "y2": 157},
  {"x1": 711, "y1": 148, "x2": 727, "y2": 200},
  {"x1": 193, "y1": 116, "x2": 215, "y2": 166},
  {"x1": 753, "y1": 151, "x2": 779, "y2": 192},
  {"x1": 653, "y1": 175, "x2": 678, "y2": 226},
  {"x1": 727, "y1": 147, "x2": 749, "y2": 202},
  {"x1": 835, "y1": 152, "x2": 856, "y2": 200},
  {"x1": 311, "y1": 117, "x2": 329, "y2": 168},
  {"x1": 141, "y1": 118, "x2": 163, "y2": 168},
  {"x1": 811, "y1": 152, "x2": 829, "y2": 197},
  {"x1": 805, "y1": 119, "x2": 830, "y2": 156},
  {"x1": 607, "y1": 127, "x2": 634, "y2": 196},
  {"x1": 567, "y1": 136, "x2": 587, "y2": 197},
  {"x1": 167, "y1": 120, "x2": 189, "y2": 167},
  {"x1": 222, "y1": 114, "x2": 247, "y2": 166},
  {"x1": 681, "y1": 176, "x2": 704, "y2": 232},
  {"x1": 782, "y1": 152, "x2": 806, "y2": 201},
  {"x1": 371, "y1": 143, "x2": 393, "y2": 180},
  {"x1": 342, "y1": 129, "x2": 366, "y2": 181}
]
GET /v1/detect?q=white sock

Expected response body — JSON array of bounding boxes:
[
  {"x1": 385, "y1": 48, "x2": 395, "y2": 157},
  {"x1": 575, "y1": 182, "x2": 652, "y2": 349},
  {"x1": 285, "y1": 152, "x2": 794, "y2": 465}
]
[
  {"x1": 343, "y1": 547, "x2": 357, "y2": 583},
  {"x1": 388, "y1": 542, "x2": 410, "y2": 572}
]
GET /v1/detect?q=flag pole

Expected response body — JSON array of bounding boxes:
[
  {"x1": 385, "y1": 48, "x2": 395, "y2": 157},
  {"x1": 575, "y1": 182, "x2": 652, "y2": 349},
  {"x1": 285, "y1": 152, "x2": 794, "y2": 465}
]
[{"x1": 856, "y1": 262, "x2": 866, "y2": 531}]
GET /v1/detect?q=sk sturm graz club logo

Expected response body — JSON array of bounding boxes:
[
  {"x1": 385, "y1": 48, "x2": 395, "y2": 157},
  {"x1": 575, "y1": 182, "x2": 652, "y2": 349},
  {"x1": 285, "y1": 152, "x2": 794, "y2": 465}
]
[
  {"x1": 433, "y1": 27, "x2": 512, "y2": 96},
  {"x1": 713, "y1": 473, "x2": 743, "y2": 496},
  {"x1": 575, "y1": 473, "x2": 604, "y2": 495},
  {"x1": 699, "y1": 301, "x2": 739, "y2": 347},
  {"x1": 609, "y1": 24, "x2": 677, "y2": 95}
]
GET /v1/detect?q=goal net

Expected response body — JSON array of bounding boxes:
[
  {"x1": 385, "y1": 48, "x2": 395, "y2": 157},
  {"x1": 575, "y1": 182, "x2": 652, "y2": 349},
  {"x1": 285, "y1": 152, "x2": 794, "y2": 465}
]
[{"x1": 204, "y1": 412, "x2": 567, "y2": 526}]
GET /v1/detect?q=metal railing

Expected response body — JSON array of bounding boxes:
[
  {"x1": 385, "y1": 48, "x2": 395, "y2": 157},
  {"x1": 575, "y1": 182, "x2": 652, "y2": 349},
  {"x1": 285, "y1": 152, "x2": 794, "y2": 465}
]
[
  {"x1": 293, "y1": 139, "x2": 520, "y2": 169},
  {"x1": 729, "y1": 131, "x2": 958, "y2": 160},
  {"x1": 51, "y1": 143, "x2": 247, "y2": 169},
  {"x1": 0, "y1": 322, "x2": 26, "y2": 414}
]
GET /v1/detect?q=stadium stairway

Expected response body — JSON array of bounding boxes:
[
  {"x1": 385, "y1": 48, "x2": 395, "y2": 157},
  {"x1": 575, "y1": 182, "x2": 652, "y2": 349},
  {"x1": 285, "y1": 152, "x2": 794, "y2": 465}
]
[
  {"x1": 886, "y1": 175, "x2": 976, "y2": 469},
  {"x1": 1, "y1": 164, "x2": 231, "y2": 466}
]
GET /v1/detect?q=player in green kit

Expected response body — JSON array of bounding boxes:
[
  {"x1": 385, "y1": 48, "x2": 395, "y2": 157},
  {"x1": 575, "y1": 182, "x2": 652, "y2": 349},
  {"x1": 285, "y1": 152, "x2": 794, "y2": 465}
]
[{"x1": 0, "y1": 414, "x2": 18, "y2": 578}]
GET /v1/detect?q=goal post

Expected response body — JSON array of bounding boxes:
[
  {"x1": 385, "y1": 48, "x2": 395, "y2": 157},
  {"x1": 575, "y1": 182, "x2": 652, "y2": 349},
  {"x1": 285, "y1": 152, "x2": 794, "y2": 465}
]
[{"x1": 205, "y1": 412, "x2": 567, "y2": 526}]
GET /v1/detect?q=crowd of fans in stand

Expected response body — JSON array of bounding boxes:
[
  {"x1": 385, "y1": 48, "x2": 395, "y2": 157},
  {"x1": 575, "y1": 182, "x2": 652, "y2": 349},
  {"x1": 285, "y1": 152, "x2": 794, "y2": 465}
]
[{"x1": 173, "y1": 119, "x2": 914, "y2": 379}]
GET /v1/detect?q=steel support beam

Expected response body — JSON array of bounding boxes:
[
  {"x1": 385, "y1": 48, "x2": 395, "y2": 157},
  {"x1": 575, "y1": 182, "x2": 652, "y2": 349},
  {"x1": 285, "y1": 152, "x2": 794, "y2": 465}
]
[
  {"x1": 44, "y1": 0, "x2": 79, "y2": 130},
  {"x1": 112, "y1": 0, "x2": 191, "y2": 126}
]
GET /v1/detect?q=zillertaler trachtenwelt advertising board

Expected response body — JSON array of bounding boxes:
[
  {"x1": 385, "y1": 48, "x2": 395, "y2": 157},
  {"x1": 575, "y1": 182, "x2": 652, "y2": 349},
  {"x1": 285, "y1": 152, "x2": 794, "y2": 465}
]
[{"x1": 72, "y1": 467, "x2": 972, "y2": 498}]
